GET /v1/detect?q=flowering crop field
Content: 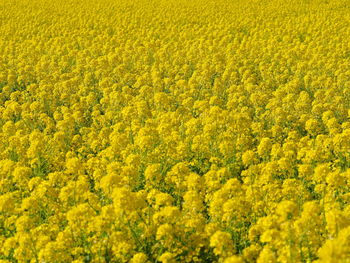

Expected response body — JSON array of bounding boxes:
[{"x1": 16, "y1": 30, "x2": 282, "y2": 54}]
[{"x1": 1, "y1": 0, "x2": 350, "y2": 262}]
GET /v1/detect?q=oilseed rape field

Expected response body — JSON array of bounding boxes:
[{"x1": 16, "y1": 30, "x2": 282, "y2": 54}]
[{"x1": 1, "y1": 0, "x2": 350, "y2": 262}]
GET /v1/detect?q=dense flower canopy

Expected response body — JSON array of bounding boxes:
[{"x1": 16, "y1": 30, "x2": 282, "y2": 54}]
[{"x1": 1, "y1": 0, "x2": 350, "y2": 262}]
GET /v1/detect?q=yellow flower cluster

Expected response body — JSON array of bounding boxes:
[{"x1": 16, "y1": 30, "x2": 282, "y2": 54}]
[{"x1": 1, "y1": 0, "x2": 350, "y2": 262}]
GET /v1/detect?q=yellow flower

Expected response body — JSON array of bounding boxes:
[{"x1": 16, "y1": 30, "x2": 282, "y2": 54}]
[
  {"x1": 1, "y1": 0, "x2": 349, "y2": 261},
  {"x1": 210, "y1": 231, "x2": 234, "y2": 257},
  {"x1": 159, "y1": 252, "x2": 176, "y2": 263},
  {"x1": 224, "y1": 255, "x2": 244, "y2": 263},
  {"x1": 131, "y1": 253, "x2": 149, "y2": 263},
  {"x1": 242, "y1": 150, "x2": 257, "y2": 166},
  {"x1": 257, "y1": 246, "x2": 276, "y2": 263}
]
